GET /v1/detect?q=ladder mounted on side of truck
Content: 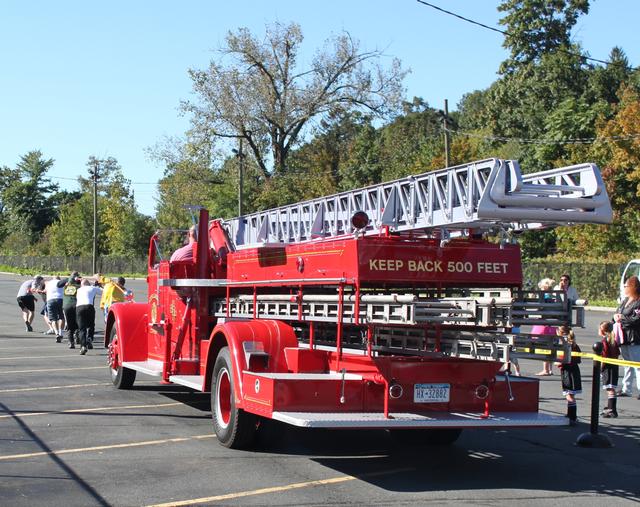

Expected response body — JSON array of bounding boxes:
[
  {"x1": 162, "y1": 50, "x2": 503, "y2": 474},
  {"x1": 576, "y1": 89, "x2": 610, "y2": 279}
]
[
  {"x1": 212, "y1": 289, "x2": 584, "y2": 329},
  {"x1": 224, "y1": 158, "x2": 612, "y2": 250}
]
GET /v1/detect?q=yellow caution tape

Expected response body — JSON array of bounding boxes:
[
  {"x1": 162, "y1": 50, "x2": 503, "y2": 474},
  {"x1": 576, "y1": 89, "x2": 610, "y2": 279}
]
[
  {"x1": 513, "y1": 348, "x2": 640, "y2": 368},
  {"x1": 573, "y1": 352, "x2": 640, "y2": 368}
]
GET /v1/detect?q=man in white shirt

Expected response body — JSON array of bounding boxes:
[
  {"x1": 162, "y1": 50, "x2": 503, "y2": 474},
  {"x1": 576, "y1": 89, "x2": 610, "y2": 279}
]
[
  {"x1": 44, "y1": 276, "x2": 65, "y2": 342},
  {"x1": 76, "y1": 279, "x2": 103, "y2": 355}
]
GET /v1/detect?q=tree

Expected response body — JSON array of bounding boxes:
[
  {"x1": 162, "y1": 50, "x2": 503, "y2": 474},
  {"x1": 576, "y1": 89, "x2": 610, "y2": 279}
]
[
  {"x1": 0, "y1": 151, "x2": 67, "y2": 249},
  {"x1": 182, "y1": 22, "x2": 406, "y2": 179},
  {"x1": 498, "y1": 0, "x2": 590, "y2": 74},
  {"x1": 41, "y1": 157, "x2": 154, "y2": 258},
  {"x1": 554, "y1": 83, "x2": 640, "y2": 257}
]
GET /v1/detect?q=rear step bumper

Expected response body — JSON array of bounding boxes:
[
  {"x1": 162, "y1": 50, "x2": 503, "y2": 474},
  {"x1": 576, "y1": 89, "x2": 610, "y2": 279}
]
[{"x1": 270, "y1": 411, "x2": 567, "y2": 428}]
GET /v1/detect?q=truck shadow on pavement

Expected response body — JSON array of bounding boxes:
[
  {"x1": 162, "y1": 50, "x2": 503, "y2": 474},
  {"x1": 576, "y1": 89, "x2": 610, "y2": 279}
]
[
  {"x1": 0, "y1": 402, "x2": 111, "y2": 507},
  {"x1": 250, "y1": 421, "x2": 640, "y2": 501}
]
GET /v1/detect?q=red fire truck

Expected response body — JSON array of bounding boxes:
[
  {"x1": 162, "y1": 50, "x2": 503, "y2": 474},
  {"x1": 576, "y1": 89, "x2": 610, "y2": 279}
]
[{"x1": 105, "y1": 158, "x2": 612, "y2": 448}]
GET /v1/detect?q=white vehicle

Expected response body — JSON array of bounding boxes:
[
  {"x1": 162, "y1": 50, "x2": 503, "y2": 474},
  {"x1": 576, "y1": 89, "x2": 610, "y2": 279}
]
[{"x1": 620, "y1": 259, "x2": 640, "y2": 302}]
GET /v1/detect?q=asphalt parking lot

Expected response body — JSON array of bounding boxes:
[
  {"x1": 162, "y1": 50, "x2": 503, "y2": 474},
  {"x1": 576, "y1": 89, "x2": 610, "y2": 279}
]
[{"x1": 1, "y1": 273, "x2": 639, "y2": 506}]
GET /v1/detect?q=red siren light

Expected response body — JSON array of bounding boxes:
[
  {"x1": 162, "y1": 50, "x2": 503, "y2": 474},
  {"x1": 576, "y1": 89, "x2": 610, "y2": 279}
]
[{"x1": 351, "y1": 211, "x2": 370, "y2": 230}]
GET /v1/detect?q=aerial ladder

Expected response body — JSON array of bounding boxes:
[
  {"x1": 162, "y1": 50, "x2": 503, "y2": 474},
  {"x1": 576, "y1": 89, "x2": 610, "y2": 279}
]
[{"x1": 105, "y1": 158, "x2": 612, "y2": 448}]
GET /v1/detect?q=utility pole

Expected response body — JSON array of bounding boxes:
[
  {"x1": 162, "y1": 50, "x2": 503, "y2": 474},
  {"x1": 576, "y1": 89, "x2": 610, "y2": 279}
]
[
  {"x1": 92, "y1": 159, "x2": 99, "y2": 274},
  {"x1": 443, "y1": 99, "x2": 451, "y2": 168},
  {"x1": 238, "y1": 138, "x2": 244, "y2": 216}
]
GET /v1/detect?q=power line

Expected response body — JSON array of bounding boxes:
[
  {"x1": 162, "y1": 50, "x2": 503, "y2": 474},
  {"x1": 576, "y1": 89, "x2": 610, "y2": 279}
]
[
  {"x1": 415, "y1": 0, "x2": 629, "y2": 68},
  {"x1": 48, "y1": 174, "x2": 159, "y2": 185}
]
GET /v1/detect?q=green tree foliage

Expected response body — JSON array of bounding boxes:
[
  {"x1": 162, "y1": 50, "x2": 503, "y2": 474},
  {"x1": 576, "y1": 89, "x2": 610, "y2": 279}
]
[
  {"x1": 0, "y1": 151, "x2": 78, "y2": 252},
  {"x1": 376, "y1": 98, "x2": 444, "y2": 181},
  {"x1": 153, "y1": 137, "x2": 262, "y2": 227},
  {"x1": 40, "y1": 157, "x2": 154, "y2": 258},
  {"x1": 555, "y1": 83, "x2": 640, "y2": 257},
  {"x1": 498, "y1": 0, "x2": 589, "y2": 73},
  {"x1": 182, "y1": 21, "x2": 406, "y2": 178}
]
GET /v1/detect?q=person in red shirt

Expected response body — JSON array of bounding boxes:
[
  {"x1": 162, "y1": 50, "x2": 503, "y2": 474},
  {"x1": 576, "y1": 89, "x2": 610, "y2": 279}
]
[{"x1": 170, "y1": 226, "x2": 196, "y2": 262}]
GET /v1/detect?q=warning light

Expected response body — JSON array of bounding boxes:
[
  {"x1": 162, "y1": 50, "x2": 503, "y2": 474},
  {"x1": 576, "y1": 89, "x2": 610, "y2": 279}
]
[{"x1": 351, "y1": 211, "x2": 370, "y2": 230}]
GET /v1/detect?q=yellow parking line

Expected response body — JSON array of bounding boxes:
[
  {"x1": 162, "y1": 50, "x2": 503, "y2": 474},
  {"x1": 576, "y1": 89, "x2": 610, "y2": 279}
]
[
  {"x1": 0, "y1": 366, "x2": 104, "y2": 375},
  {"x1": 0, "y1": 434, "x2": 215, "y2": 461},
  {"x1": 0, "y1": 382, "x2": 109, "y2": 393},
  {"x1": 0, "y1": 346, "x2": 62, "y2": 351},
  {"x1": 0, "y1": 354, "x2": 80, "y2": 361},
  {"x1": 0, "y1": 402, "x2": 182, "y2": 419},
  {"x1": 0, "y1": 379, "x2": 161, "y2": 393},
  {"x1": 146, "y1": 468, "x2": 413, "y2": 507}
]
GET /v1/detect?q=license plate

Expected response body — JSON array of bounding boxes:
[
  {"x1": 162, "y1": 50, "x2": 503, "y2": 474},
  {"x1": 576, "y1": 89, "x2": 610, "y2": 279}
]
[{"x1": 414, "y1": 383, "x2": 450, "y2": 403}]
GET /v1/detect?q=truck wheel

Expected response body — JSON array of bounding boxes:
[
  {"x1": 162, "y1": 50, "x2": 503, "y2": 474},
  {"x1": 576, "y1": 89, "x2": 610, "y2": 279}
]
[
  {"x1": 107, "y1": 326, "x2": 136, "y2": 389},
  {"x1": 211, "y1": 347, "x2": 257, "y2": 449},
  {"x1": 391, "y1": 428, "x2": 462, "y2": 446}
]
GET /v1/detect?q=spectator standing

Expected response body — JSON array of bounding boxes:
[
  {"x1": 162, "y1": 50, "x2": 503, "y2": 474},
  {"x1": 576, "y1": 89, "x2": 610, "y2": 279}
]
[
  {"x1": 555, "y1": 325, "x2": 581, "y2": 426},
  {"x1": 599, "y1": 321, "x2": 620, "y2": 418},
  {"x1": 58, "y1": 272, "x2": 81, "y2": 349},
  {"x1": 614, "y1": 275, "x2": 640, "y2": 398},
  {"x1": 44, "y1": 276, "x2": 65, "y2": 342},
  {"x1": 533, "y1": 277, "x2": 557, "y2": 376},
  {"x1": 554, "y1": 274, "x2": 580, "y2": 304},
  {"x1": 16, "y1": 275, "x2": 43, "y2": 332},
  {"x1": 100, "y1": 276, "x2": 128, "y2": 322},
  {"x1": 76, "y1": 279, "x2": 102, "y2": 355}
]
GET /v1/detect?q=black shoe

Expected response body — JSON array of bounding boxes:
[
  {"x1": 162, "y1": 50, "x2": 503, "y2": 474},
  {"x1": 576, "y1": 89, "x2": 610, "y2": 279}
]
[
  {"x1": 616, "y1": 390, "x2": 630, "y2": 397},
  {"x1": 80, "y1": 346, "x2": 87, "y2": 355},
  {"x1": 56, "y1": 336, "x2": 62, "y2": 343},
  {"x1": 87, "y1": 341, "x2": 93, "y2": 350},
  {"x1": 568, "y1": 418, "x2": 577, "y2": 426},
  {"x1": 68, "y1": 343, "x2": 75, "y2": 349},
  {"x1": 25, "y1": 322, "x2": 33, "y2": 332}
]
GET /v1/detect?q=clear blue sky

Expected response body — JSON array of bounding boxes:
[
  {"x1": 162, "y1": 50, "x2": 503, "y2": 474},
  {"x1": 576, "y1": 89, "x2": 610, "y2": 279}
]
[{"x1": 1, "y1": 1, "x2": 637, "y2": 217}]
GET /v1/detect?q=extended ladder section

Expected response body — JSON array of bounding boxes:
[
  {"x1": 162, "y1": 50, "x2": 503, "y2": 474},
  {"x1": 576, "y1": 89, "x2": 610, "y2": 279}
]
[
  {"x1": 213, "y1": 289, "x2": 583, "y2": 329},
  {"x1": 225, "y1": 158, "x2": 612, "y2": 249}
]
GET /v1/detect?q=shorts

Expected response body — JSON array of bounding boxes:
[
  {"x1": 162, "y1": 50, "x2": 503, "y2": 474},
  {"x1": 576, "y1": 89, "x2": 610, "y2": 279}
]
[
  {"x1": 46, "y1": 298, "x2": 63, "y2": 321},
  {"x1": 17, "y1": 295, "x2": 36, "y2": 312}
]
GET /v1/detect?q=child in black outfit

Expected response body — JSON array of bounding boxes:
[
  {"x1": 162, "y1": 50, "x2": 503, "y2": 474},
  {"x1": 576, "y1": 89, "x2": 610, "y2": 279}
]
[
  {"x1": 599, "y1": 321, "x2": 620, "y2": 418},
  {"x1": 556, "y1": 325, "x2": 581, "y2": 426}
]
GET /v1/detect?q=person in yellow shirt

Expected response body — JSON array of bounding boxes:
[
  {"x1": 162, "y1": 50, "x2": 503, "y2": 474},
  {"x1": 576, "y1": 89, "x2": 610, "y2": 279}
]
[{"x1": 100, "y1": 277, "x2": 128, "y2": 321}]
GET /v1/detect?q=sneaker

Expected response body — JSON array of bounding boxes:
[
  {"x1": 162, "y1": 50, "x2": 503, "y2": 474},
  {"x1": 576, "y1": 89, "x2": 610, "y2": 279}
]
[
  {"x1": 87, "y1": 340, "x2": 93, "y2": 350},
  {"x1": 25, "y1": 322, "x2": 33, "y2": 332},
  {"x1": 616, "y1": 390, "x2": 630, "y2": 397},
  {"x1": 80, "y1": 346, "x2": 87, "y2": 355},
  {"x1": 55, "y1": 336, "x2": 62, "y2": 343},
  {"x1": 43, "y1": 329, "x2": 55, "y2": 335},
  {"x1": 68, "y1": 342, "x2": 75, "y2": 349},
  {"x1": 602, "y1": 411, "x2": 618, "y2": 418}
]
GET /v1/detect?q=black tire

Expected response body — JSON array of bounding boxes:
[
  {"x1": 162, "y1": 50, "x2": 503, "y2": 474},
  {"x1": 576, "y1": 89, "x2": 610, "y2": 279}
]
[
  {"x1": 211, "y1": 347, "x2": 257, "y2": 449},
  {"x1": 108, "y1": 326, "x2": 136, "y2": 389},
  {"x1": 391, "y1": 428, "x2": 463, "y2": 446}
]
